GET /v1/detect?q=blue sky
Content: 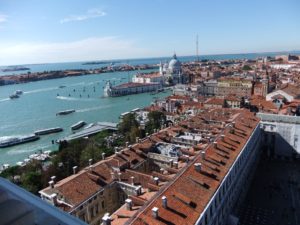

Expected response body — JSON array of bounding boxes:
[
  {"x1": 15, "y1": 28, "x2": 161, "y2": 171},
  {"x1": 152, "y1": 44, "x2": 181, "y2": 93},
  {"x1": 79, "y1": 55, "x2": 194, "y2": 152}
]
[{"x1": 0, "y1": 0, "x2": 299, "y2": 65}]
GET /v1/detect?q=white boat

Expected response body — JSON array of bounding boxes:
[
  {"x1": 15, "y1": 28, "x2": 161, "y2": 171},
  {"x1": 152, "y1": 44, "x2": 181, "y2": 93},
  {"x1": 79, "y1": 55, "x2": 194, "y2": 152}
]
[
  {"x1": 15, "y1": 90, "x2": 23, "y2": 95},
  {"x1": 56, "y1": 109, "x2": 75, "y2": 116},
  {"x1": 0, "y1": 134, "x2": 39, "y2": 148},
  {"x1": 71, "y1": 121, "x2": 86, "y2": 130},
  {"x1": 34, "y1": 127, "x2": 63, "y2": 135}
]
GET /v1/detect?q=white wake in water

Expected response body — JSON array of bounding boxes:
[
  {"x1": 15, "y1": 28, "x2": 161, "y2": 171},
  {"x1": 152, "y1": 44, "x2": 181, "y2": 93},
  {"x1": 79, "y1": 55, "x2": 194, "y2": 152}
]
[
  {"x1": 24, "y1": 86, "x2": 59, "y2": 94},
  {"x1": 0, "y1": 98, "x2": 9, "y2": 102},
  {"x1": 76, "y1": 105, "x2": 112, "y2": 113},
  {"x1": 56, "y1": 96, "x2": 97, "y2": 101}
]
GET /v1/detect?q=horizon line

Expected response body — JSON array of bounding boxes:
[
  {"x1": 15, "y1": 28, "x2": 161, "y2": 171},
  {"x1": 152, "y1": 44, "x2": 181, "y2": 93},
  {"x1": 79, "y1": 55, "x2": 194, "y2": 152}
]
[{"x1": 1, "y1": 49, "x2": 300, "y2": 67}]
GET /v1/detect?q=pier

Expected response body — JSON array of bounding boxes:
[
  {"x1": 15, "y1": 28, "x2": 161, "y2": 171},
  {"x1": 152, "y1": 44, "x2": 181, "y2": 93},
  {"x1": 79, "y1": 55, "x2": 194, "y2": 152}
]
[{"x1": 58, "y1": 122, "x2": 118, "y2": 142}]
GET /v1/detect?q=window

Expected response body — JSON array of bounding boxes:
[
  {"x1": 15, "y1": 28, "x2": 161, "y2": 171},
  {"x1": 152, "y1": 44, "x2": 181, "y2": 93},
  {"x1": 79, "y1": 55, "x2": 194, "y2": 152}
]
[{"x1": 101, "y1": 201, "x2": 105, "y2": 209}]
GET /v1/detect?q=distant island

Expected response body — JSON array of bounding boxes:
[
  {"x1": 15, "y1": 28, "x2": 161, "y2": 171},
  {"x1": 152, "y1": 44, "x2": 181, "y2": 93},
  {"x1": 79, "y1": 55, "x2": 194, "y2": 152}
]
[
  {"x1": 0, "y1": 64, "x2": 158, "y2": 86},
  {"x1": 1, "y1": 66, "x2": 30, "y2": 72},
  {"x1": 82, "y1": 61, "x2": 120, "y2": 65}
]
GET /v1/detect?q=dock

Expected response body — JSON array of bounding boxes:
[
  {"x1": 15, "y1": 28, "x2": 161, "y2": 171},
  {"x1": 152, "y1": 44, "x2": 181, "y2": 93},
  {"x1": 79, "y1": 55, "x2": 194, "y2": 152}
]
[{"x1": 58, "y1": 122, "x2": 118, "y2": 142}]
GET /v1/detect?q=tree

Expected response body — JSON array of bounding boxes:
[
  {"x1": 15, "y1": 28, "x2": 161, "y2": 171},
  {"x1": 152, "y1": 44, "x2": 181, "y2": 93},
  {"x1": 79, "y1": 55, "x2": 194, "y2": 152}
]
[
  {"x1": 145, "y1": 111, "x2": 166, "y2": 134},
  {"x1": 242, "y1": 65, "x2": 252, "y2": 71},
  {"x1": 118, "y1": 113, "x2": 141, "y2": 143}
]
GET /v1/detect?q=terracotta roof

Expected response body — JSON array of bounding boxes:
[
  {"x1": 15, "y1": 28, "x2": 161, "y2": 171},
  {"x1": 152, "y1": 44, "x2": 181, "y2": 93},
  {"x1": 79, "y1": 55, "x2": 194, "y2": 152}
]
[{"x1": 128, "y1": 110, "x2": 260, "y2": 225}]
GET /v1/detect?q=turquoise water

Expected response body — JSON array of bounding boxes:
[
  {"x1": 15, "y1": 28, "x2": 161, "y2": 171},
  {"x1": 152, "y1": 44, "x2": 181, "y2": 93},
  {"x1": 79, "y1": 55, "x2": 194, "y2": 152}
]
[{"x1": 0, "y1": 69, "x2": 170, "y2": 165}]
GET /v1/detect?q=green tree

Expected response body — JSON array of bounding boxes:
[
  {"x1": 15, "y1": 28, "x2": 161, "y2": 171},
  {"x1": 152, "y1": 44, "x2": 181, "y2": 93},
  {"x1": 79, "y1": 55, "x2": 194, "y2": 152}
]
[
  {"x1": 118, "y1": 113, "x2": 141, "y2": 143},
  {"x1": 242, "y1": 65, "x2": 252, "y2": 71},
  {"x1": 145, "y1": 111, "x2": 166, "y2": 134}
]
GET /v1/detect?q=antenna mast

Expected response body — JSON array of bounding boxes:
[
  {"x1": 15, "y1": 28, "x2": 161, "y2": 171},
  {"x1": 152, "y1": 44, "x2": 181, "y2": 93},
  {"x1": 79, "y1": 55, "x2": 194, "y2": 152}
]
[{"x1": 196, "y1": 34, "x2": 199, "y2": 62}]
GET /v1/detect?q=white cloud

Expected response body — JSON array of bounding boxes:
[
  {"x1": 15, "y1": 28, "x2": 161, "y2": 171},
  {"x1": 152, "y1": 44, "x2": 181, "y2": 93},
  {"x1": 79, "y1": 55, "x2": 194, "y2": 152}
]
[
  {"x1": 0, "y1": 37, "x2": 158, "y2": 65},
  {"x1": 0, "y1": 14, "x2": 7, "y2": 23},
  {"x1": 60, "y1": 9, "x2": 106, "y2": 24}
]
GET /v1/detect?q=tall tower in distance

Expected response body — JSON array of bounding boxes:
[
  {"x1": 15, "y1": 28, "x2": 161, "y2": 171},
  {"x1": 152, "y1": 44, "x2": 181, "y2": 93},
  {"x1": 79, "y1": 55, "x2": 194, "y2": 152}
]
[{"x1": 196, "y1": 34, "x2": 199, "y2": 62}]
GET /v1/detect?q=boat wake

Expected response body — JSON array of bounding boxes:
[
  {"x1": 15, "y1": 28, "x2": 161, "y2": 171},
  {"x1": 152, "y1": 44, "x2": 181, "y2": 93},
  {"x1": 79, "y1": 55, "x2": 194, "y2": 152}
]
[
  {"x1": 77, "y1": 105, "x2": 112, "y2": 113},
  {"x1": 0, "y1": 98, "x2": 10, "y2": 102},
  {"x1": 7, "y1": 144, "x2": 52, "y2": 155},
  {"x1": 56, "y1": 96, "x2": 96, "y2": 102},
  {"x1": 24, "y1": 87, "x2": 58, "y2": 94}
]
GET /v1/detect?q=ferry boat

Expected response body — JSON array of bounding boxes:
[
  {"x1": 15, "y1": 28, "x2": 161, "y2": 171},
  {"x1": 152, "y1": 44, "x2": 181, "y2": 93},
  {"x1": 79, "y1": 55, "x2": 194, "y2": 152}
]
[
  {"x1": 56, "y1": 109, "x2": 75, "y2": 116},
  {"x1": 71, "y1": 121, "x2": 86, "y2": 130},
  {"x1": 0, "y1": 134, "x2": 40, "y2": 148},
  {"x1": 34, "y1": 127, "x2": 63, "y2": 135},
  {"x1": 15, "y1": 90, "x2": 23, "y2": 95},
  {"x1": 9, "y1": 93, "x2": 20, "y2": 99}
]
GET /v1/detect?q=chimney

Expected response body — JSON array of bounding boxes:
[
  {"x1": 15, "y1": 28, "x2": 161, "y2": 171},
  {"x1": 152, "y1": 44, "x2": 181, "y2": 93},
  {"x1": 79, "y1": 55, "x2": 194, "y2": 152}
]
[
  {"x1": 72, "y1": 166, "x2": 78, "y2": 175},
  {"x1": 201, "y1": 151, "x2": 206, "y2": 160},
  {"x1": 111, "y1": 172, "x2": 115, "y2": 180},
  {"x1": 173, "y1": 161, "x2": 179, "y2": 169},
  {"x1": 50, "y1": 193, "x2": 57, "y2": 206},
  {"x1": 169, "y1": 159, "x2": 173, "y2": 168},
  {"x1": 153, "y1": 177, "x2": 159, "y2": 185},
  {"x1": 146, "y1": 132, "x2": 149, "y2": 137},
  {"x1": 160, "y1": 168, "x2": 164, "y2": 174},
  {"x1": 125, "y1": 198, "x2": 132, "y2": 210},
  {"x1": 51, "y1": 176, "x2": 56, "y2": 184},
  {"x1": 102, "y1": 213, "x2": 111, "y2": 225},
  {"x1": 162, "y1": 196, "x2": 167, "y2": 208},
  {"x1": 221, "y1": 134, "x2": 225, "y2": 141},
  {"x1": 89, "y1": 158, "x2": 93, "y2": 166},
  {"x1": 152, "y1": 207, "x2": 159, "y2": 219},
  {"x1": 114, "y1": 147, "x2": 118, "y2": 154},
  {"x1": 102, "y1": 153, "x2": 106, "y2": 160},
  {"x1": 49, "y1": 180, "x2": 54, "y2": 189},
  {"x1": 194, "y1": 163, "x2": 202, "y2": 172},
  {"x1": 136, "y1": 137, "x2": 139, "y2": 143},
  {"x1": 213, "y1": 141, "x2": 217, "y2": 148},
  {"x1": 126, "y1": 142, "x2": 129, "y2": 147},
  {"x1": 89, "y1": 165, "x2": 93, "y2": 171},
  {"x1": 135, "y1": 185, "x2": 142, "y2": 196},
  {"x1": 118, "y1": 172, "x2": 122, "y2": 181},
  {"x1": 130, "y1": 176, "x2": 135, "y2": 185}
]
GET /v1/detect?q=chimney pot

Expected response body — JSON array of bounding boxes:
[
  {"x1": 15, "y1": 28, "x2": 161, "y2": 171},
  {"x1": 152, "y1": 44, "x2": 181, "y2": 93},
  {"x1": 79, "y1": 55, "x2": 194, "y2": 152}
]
[
  {"x1": 160, "y1": 168, "x2": 164, "y2": 174},
  {"x1": 169, "y1": 159, "x2": 173, "y2": 167},
  {"x1": 153, "y1": 177, "x2": 159, "y2": 185},
  {"x1": 51, "y1": 176, "x2": 56, "y2": 183},
  {"x1": 173, "y1": 161, "x2": 179, "y2": 169},
  {"x1": 152, "y1": 207, "x2": 159, "y2": 219},
  {"x1": 213, "y1": 141, "x2": 217, "y2": 148},
  {"x1": 125, "y1": 142, "x2": 129, "y2": 147},
  {"x1": 221, "y1": 134, "x2": 225, "y2": 141},
  {"x1": 49, "y1": 180, "x2": 54, "y2": 189},
  {"x1": 162, "y1": 196, "x2": 167, "y2": 208},
  {"x1": 130, "y1": 176, "x2": 134, "y2": 185},
  {"x1": 102, "y1": 213, "x2": 111, "y2": 225},
  {"x1": 125, "y1": 198, "x2": 133, "y2": 210},
  {"x1": 89, "y1": 158, "x2": 92, "y2": 166},
  {"x1": 194, "y1": 163, "x2": 202, "y2": 172},
  {"x1": 201, "y1": 151, "x2": 206, "y2": 160},
  {"x1": 102, "y1": 153, "x2": 106, "y2": 160},
  {"x1": 72, "y1": 166, "x2": 78, "y2": 175}
]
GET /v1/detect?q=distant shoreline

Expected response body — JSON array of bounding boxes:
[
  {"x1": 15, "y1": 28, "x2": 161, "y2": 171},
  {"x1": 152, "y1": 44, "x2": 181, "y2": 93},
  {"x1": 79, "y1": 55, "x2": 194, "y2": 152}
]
[{"x1": 0, "y1": 64, "x2": 158, "y2": 86}]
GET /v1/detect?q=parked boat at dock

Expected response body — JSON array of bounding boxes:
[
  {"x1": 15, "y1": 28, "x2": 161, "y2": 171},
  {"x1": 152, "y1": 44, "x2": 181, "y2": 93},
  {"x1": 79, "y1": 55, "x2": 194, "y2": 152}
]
[
  {"x1": 0, "y1": 134, "x2": 40, "y2": 148},
  {"x1": 56, "y1": 109, "x2": 75, "y2": 116},
  {"x1": 71, "y1": 121, "x2": 86, "y2": 130},
  {"x1": 34, "y1": 127, "x2": 63, "y2": 135}
]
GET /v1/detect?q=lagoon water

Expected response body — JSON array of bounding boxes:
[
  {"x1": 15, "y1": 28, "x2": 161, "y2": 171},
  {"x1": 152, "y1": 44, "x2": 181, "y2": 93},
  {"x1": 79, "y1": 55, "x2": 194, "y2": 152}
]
[{"x1": 0, "y1": 69, "x2": 170, "y2": 165}]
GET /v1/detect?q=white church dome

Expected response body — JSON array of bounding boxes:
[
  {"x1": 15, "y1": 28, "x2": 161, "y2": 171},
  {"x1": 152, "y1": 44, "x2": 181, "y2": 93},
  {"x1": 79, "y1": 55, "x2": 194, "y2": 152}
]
[{"x1": 168, "y1": 54, "x2": 181, "y2": 71}]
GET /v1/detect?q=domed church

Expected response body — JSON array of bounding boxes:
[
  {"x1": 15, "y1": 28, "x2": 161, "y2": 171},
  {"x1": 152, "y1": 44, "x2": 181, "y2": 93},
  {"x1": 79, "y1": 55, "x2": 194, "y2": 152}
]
[{"x1": 159, "y1": 53, "x2": 185, "y2": 85}]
